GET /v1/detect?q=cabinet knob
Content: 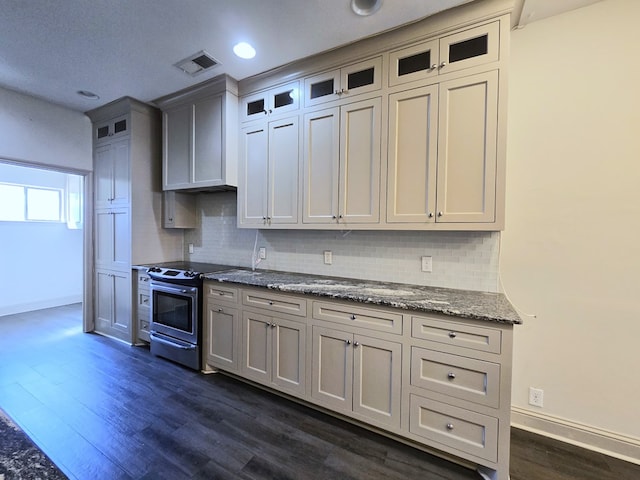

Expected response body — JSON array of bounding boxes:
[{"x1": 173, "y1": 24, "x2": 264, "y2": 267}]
[
  {"x1": 268, "y1": 109, "x2": 273, "y2": 114},
  {"x1": 438, "y1": 211, "x2": 443, "y2": 217},
  {"x1": 270, "y1": 323, "x2": 276, "y2": 328},
  {"x1": 268, "y1": 301, "x2": 274, "y2": 305},
  {"x1": 353, "y1": 341, "x2": 360, "y2": 347},
  {"x1": 448, "y1": 331, "x2": 457, "y2": 339},
  {"x1": 345, "y1": 339, "x2": 351, "y2": 345},
  {"x1": 168, "y1": 217, "x2": 173, "y2": 222},
  {"x1": 428, "y1": 212, "x2": 434, "y2": 218},
  {"x1": 218, "y1": 308, "x2": 223, "y2": 312},
  {"x1": 430, "y1": 64, "x2": 438, "y2": 70},
  {"x1": 350, "y1": 314, "x2": 356, "y2": 320},
  {"x1": 446, "y1": 423, "x2": 454, "y2": 431},
  {"x1": 332, "y1": 215, "x2": 337, "y2": 219},
  {"x1": 439, "y1": 62, "x2": 447, "y2": 69},
  {"x1": 447, "y1": 372, "x2": 456, "y2": 380}
]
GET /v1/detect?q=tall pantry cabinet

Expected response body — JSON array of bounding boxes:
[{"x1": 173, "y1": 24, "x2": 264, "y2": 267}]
[{"x1": 87, "y1": 97, "x2": 183, "y2": 344}]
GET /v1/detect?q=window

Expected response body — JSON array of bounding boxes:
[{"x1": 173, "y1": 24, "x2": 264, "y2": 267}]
[{"x1": 0, "y1": 183, "x2": 64, "y2": 222}]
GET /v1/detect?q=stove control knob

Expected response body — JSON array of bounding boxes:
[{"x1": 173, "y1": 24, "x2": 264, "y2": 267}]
[{"x1": 185, "y1": 270, "x2": 196, "y2": 277}]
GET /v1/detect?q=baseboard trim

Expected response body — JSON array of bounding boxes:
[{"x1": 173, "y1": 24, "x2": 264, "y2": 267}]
[
  {"x1": 0, "y1": 295, "x2": 83, "y2": 317},
  {"x1": 511, "y1": 406, "x2": 640, "y2": 465}
]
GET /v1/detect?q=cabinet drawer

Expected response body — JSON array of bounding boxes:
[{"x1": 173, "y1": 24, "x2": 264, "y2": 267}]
[
  {"x1": 205, "y1": 283, "x2": 239, "y2": 304},
  {"x1": 411, "y1": 347, "x2": 500, "y2": 408},
  {"x1": 409, "y1": 394, "x2": 498, "y2": 462},
  {"x1": 242, "y1": 290, "x2": 307, "y2": 317},
  {"x1": 138, "y1": 316, "x2": 150, "y2": 342},
  {"x1": 411, "y1": 316, "x2": 501, "y2": 354},
  {"x1": 313, "y1": 301, "x2": 402, "y2": 335},
  {"x1": 137, "y1": 272, "x2": 150, "y2": 289},
  {"x1": 137, "y1": 292, "x2": 150, "y2": 309}
]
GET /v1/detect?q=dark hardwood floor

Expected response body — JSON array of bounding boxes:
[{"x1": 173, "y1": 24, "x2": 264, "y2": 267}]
[{"x1": 0, "y1": 304, "x2": 637, "y2": 480}]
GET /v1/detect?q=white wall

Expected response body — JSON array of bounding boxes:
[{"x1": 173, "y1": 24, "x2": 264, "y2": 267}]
[
  {"x1": 185, "y1": 191, "x2": 501, "y2": 292},
  {"x1": 0, "y1": 164, "x2": 83, "y2": 315},
  {"x1": 0, "y1": 86, "x2": 92, "y2": 171},
  {"x1": 502, "y1": 0, "x2": 640, "y2": 460}
]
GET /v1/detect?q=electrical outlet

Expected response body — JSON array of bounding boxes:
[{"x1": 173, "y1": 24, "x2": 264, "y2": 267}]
[
  {"x1": 258, "y1": 247, "x2": 266, "y2": 260},
  {"x1": 421, "y1": 256, "x2": 432, "y2": 272},
  {"x1": 324, "y1": 250, "x2": 332, "y2": 265},
  {"x1": 529, "y1": 387, "x2": 544, "y2": 407},
  {"x1": 188, "y1": 243, "x2": 194, "y2": 254}
]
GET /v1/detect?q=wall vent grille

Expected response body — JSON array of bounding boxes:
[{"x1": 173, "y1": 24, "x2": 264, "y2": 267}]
[{"x1": 174, "y1": 50, "x2": 220, "y2": 76}]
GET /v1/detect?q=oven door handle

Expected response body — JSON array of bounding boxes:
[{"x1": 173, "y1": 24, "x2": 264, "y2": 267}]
[
  {"x1": 150, "y1": 332, "x2": 196, "y2": 350},
  {"x1": 151, "y1": 284, "x2": 196, "y2": 295}
]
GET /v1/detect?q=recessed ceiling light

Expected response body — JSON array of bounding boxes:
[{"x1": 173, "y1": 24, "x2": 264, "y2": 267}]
[
  {"x1": 351, "y1": 0, "x2": 383, "y2": 16},
  {"x1": 233, "y1": 42, "x2": 256, "y2": 59},
  {"x1": 77, "y1": 90, "x2": 100, "y2": 100}
]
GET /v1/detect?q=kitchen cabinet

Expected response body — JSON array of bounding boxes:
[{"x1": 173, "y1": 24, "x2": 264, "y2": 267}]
[
  {"x1": 387, "y1": 70, "x2": 498, "y2": 224},
  {"x1": 88, "y1": 97, "x2": 183, "y2": 345},
  {"x1": 311, "y1": 325, "x2": 401, "y2": 428},
  {"x1": 156, "y1": 74, "x2": 239, "y2": 191},
  {"x1": 242, "y1": 310, "x2": 306, "y2": 396},
  {"x1": 238, "y1": 116, "x2": 300, "y2": 226},
  {"x1": 304, "y1": 57, "x2": 382, "y2": 107},
  {"x1": 95, "y1": 138, "x2": 130, "y2": 208},
  {"x1": 133, "y1": 270, "x2": 151, "y2": 344},
  {"x1": 241, "y1": 81, "x2": 300, "y2": 122},
  {"x1": 95, "y1": 269, "x2": 131, "y2": 340},
  {"x1": 95, "y1": 208, "x2": 130, "y2": 270},
  {"x1": 93, "y1": 113, "x2": 128, "y2": 144},
  {"x1": 205, "y1": 284, "x2": 241, "y2": 373},
  {"x1": 163, "y1": 191, "x2": 196, "y2": 229},
  {"x1": 302, "y1": 97, "x2": 381, "y2": 225},
  {"x1": 388, "y1": 21, "x2": 500, "y2": 87}
]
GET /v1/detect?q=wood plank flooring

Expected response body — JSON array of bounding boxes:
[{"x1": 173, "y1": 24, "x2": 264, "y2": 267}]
[{"x1": 0, "y1": 304, "x2": 638, "y2": 480}]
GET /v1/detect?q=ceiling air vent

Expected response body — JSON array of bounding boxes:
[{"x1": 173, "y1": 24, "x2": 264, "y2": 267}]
[{"x1": 174, "y1": 50, "x2": 220, "y2": 77}]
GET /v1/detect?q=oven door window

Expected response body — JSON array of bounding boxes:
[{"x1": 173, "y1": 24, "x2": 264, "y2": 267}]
[{"x1": 153, "y1": 290, "x2": 194, "y2": 334}]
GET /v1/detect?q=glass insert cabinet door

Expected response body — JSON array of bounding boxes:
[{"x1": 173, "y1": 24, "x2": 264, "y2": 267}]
[
  {"x1": 389, "y1": 21, "x2": 499, "y2": 87},
  {"x1": 241, "y1": 81, "x2": 300, "y2": 122}
]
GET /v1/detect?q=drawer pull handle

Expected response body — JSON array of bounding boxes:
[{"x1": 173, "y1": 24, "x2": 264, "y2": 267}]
[
  {"x1": 268, "y1": 301, "x2": 274, "y2": 306},
  {"x1": 218, "y1": 308, "x2": 223, "y2": 312},
  {"x1": 447, "y1": 372, "x2": 456, "y2": 380},
  {"x1": 350, "y1": 314, "x2": 356, "y2": 320},
  {"x1": 446, "y1": 423, "x2": 454, "y2": 431},
  {"x1": 448, "y1": 331, "x2": 457, "y2": 339},
  {"x1": 219, "y1": 292, "x2": 225, "y2": 295}
]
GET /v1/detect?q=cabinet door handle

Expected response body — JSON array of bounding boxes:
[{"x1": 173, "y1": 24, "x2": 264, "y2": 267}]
[
  {"x1": 439, "y1": 62, "x2": 447, "y2": 69},
  {"x1": 430, "y1": 63, "x2": 438, "y2": 70}
]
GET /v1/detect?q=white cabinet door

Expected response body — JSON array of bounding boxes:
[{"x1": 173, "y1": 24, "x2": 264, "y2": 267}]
[
  {"x1": 193, "y1": 94, "x2": 223, "y2": 185},
  {"x1": 95, "y1": 269, "x2": 131, "y2": 342},
  {"x1": 268, "y1": 117, "x2": 299, "y2": 224},
  {"x1": 339, "y1": 97, "x2": 381, "y2": 224},
  {"x1": 271, "y1": 316, "x2": 306, "y2": 395},
  {"x1": 239, "y1": 124, "x2": 269, "y2": 225},
  {"x1": 95, "y1": 139, "x2": 129, "y2": 208},
  {"x1": 206, "y1": 301, "x2": 240, "y2": 372},
  {"x1": 311, "y1": 326, "x2": 353, "y2": 413},
  {"x1": 436, "y1": 70, "x2": 498, "y2": 223},
  {"x1": 303, "y1": 107, "x2": 340, "y2": 224},
  {"x1": 242, "y1": 310, "x2": 272, "y2": 384},
  {"x1": 352, "y1": 334, "x2": 402, "y2": 427},
  {"x1": 163, "y1": 104, "x2": 192, "y2": 189},
  {"x1": 95, "y1": 208, "x2": 130, "y2": 270},
  {"x1": 387, "y1": 85, "x2": 439, "y2": 223}
]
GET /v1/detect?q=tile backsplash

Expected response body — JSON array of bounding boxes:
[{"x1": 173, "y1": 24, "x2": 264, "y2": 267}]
[{"x1": 185, "y1": 192, "x2": 500, "y2": 292}]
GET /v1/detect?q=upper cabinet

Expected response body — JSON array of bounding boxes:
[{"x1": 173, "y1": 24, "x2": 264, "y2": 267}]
[
  {"x1": 304, "y1": 57, "x2": 382, "y2": 107},
  {"x1": 93, "y1": 113, "x2": 129, "y2": 144},
  {"x1": 155, "y1": 75, "x2": 238, "y2": 191},
  {"x1": 388, "y1": 21, "x2": 500, "y2": 87},
  {"x1": 241, "y1": 81, "x2": 300, "y2": 123},
  {"x1": 237, "y1": 8, "x2": 509, "y2": 231}
]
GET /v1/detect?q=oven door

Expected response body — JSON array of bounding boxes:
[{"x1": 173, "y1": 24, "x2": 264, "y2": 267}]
[{"x1": 150, "y1": 280, "x2": 198, "y2": 344}]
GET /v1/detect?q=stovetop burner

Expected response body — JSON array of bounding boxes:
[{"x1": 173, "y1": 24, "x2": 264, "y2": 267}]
[{"x1": 146, "y1": 262, "x2": 233, "y2": 285}]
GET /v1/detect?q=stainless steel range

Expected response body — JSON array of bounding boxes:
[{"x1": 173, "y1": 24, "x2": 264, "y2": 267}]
[{"x1": 146, "y1": 262, "x2": 232, "y2": 370}]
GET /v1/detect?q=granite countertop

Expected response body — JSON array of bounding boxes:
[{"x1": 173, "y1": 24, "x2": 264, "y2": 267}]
[{"x1": 204, "y1": 268, "x2": 522, "y2": 325}]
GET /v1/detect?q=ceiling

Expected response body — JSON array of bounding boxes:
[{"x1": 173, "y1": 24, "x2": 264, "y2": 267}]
[{"x1": 0, "y1": 0, "x2": 601, "y2": 113}]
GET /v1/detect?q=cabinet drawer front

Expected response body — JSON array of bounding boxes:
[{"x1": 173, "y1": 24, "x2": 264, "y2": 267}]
[
  {"x1": 243, "y1": 290, "x2": 307, "y2": 317},
  {"x1": 137, "y1": 272, "x2": 150, "y2": 288},
  {"x1": 137, "y1": 292, "x2": 150, "y2": 309},
  {"x1": 411, "y1": 348, "x2": 500, "y2": 408},
  {"x1": 412, "y1": 316, "x2": 501, "y2": 354},
  {"x1": 409, "y1": 394, "x2": 498, "y2": 462},
  {"x1": 206, "y1": 284, "x2": 239, "y2": 304},
  {"x1": 313, "y1": 302, "x2": 402, "y2": 334}
]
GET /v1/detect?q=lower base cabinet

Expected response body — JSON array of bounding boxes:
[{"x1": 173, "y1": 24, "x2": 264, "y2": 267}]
[
  {"x1": 311, "y1": 325, "x2": 401, "y2": 428},
  {"x1": 203, "y1": 282, "x2": 513, "y2": 480},
  {"x1": 95, "y1": 269, "x2": 131, "y2": 343}
]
